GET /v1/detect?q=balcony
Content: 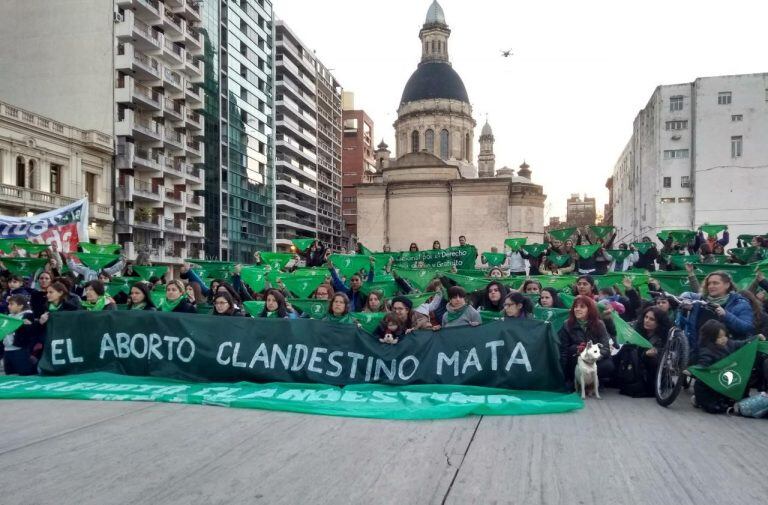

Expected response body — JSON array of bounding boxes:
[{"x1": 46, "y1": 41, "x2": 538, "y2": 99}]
[
  {"x1": 185, "y1": 110, "x2": 203, "y2": 131},
  {"x1": 185, "y1": 57, "x2": 203, "y2": 82},
  {"x1": 162, "y1": 38, "x2": 186, "y2": 67},
  {"x1": 184, "y1": 24, "x2": 203, "y2": 53},
  {"x1": 183, "y1": 162, "x2": 204, "y2": 185},
  {"x1": 162, "y1": 67, "x2": 183, "y2": 93},
  {"x1": 186, "y1": 193, "x2": 203, "y2": 210},
  {"x1": 134, "y1": 115, "x2": 164, "y2": 142},
  {"x1": 277, "y1": 74, "x2": 316, "y2": 111},
  {"x1": 163, "y1": 96, "x2": 184, "y2": 122},
  {"x1": 164, "y1": 218, "x2": 184, "y2": 235},
  {"x1": 164, "y1": 189, "x2": 184, "y2": 207},
  {"x1": 0, "y1": 183, "x2": 80, "y2": 213},
  {"x1": 277, "y1": 114, "x2": 316, "y2": 145},
  {"x1": 117, "y1": 11, "x2": 161, "y2": 52},
  {"x1": 276, "y1": 192, "x2": 317, "y2": 215},
  {"x1": 185, "y1": 83, "x2": 204, "y2": 108},
  {"x1": 163, "y1": 11, "x2": 185, "y2": 39},
  {"x1": 275, "y1": 212, "x2": 317, "y2": 231},
  {"x1": 133, "y1": 178, "x2": 164, "y2": 204},
  {"x1": 126, "y1": 0, "x2": 162, "y2": 23},
  {"x1": 134, "y1": 214, "x2": 163, "y2": 232},
  {"x1": 185, "y1": 220, "x2": 205, "y2": 238},
  {"x1": 162, "y1": 157, "x2": 184, "y2": 179},
  {"x1": 116, "y1": 43, "x2": 161, "y2": 80},
  {"x1": 185, "y1": 139, "x2": 203, "y2": 159}
]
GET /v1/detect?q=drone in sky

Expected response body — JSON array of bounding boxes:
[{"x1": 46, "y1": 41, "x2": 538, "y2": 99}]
[{"x1": 500, "y1": 49, "x2": 514, "y2": 57}]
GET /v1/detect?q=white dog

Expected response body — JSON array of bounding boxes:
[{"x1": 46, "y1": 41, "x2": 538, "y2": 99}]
[{"x1": 575, "y1": 340, "x2": 603, "y2": 400}]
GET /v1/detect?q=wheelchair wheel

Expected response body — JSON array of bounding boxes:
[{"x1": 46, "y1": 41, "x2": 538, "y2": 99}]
[{"x1": 655, "y1": 328, "x2": 690, "y2": 407}]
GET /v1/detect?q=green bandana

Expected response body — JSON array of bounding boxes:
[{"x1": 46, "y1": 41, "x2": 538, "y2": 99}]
[
  {"x1": 279, "y1": 275, "x2": 325, "y2": 299},
  {"x1": 159, "y1": 294, "x2": 188, "y2": 312},
  {"x1": 0, "y1": 238, "x2": 28, "y2": 254},
  {"x1": 521, "y1": 243, "x2": 549, "y2": 257},
  {"x1": 445, "y1": 304, "x2": 469, "y2": 323},
  {"x1": 242, "y1": 301, "x2": 266, "y2": 317},
  {"x1": 48, "y1": 302, "x2": 61, "y2": 312},
  {"x1": 667, "y1": 254, "x2": 693, "y2": 269},
  {"x1": 699, "y1": 224, "x2": 727, "y2": 236},
  {"x1": 129, "y1": 302, "x2": 147, "y2": 311},
  {"x1": 352, "y1": 312, "x2": 387, "y2": 334},
  {"x1": 132, "y1": 266, "x2": 169, "y2": 282},
  {"x1": 482, "y1": 252, "x2": 507, "y2": 266},
  {"x1": 504, "y1": 238, "x2": 527, "y2": 252},
  {"x1": 396, "y1": 269, "x2": 439, "y2": 292},
  {"x1": 259, "y1": 252, "x2": 294, "y2": 271},
  {"x1": 632, "y1": 242, "x2": 654, "y2": 254},
  {"x1": 606, "y1": 249, "x2": 632, "y2": 263},
  {"x1": 689, "y1": 339, "x2": 760, "y2": 401},
  {"x1": 2, "y1": 257, "x2": 48, "y2": 277},
  {"x1": 330, "y1": 254, "x2": 371, "y2": 278},
  {"x1": 73, "y1": 253, "x2": 119, "y2": 271},
  {"x1": 239, "y1": 267, "x2": 268, "y2": 292},
  {"x1": 0, "y1": 314, "x2": 24, "y2": 338},
  {"x1": 589, "y1": 226, "x2": 615, "y2": 239},
  {"x1": 79, "y1": 242, "x2": 121, "y2": 255},
  {"x1": 547, "y1": 253, "x2": 571, "y2": 267},
  {"x1": 548, "y1": 228, "x2": 577, "y2": 242},
  {"x1": 574, "y1": 244, "x2": 601, "y2": 259},
  {"x1": 82, "y1": 295, "x2": 110, "y2": 312},
  {"x1": 729, "y1": 247, "x2": 757, "y2": 263},
  {"x1": 706, "y1": 294, "x2": 730, "y2": 306},
  {"x1": 360, "y1": 280, "x2": 399, "y2": 298},
  {"x1": 287, "y1": 299, "x2": 327, "y2": 319},
  {"x1": 15, "y1": 243, "x2": 50, "y2": 255},
  {"x1": 291, "y1": 238, "x2": 316, "y2": 253},
  {"x1": 265, "y1": 310, "x2": 279, "y2": 318}
]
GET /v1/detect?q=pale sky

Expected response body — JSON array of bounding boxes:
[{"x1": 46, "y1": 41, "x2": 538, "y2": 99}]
[{"x1": 274, "y1": 0, "x2": 767, "y2": 222}]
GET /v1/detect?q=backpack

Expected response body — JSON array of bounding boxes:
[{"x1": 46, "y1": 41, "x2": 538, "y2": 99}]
[
  {"x1": 616, "y1": 346, "x2": 650, "y2": 397},
  {"x1": 731, "y1": 392, "x2": 768, "y2": 418}
]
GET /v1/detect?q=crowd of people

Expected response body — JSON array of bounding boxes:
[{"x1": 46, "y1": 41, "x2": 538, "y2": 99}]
[{"x1": 1, "y1": 227, "x2": 767, "y2": 416}]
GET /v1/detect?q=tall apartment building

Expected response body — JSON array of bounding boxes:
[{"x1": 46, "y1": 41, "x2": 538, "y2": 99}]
[
  {"x1": 200, "y1": 0, "x2": 275, "y2": 262},
  {"x1": 341, "y1": 92, "x2": 375, "y2": 242},
  {"x1": 566, "y1": 194, "x2": 597, "y2": 227},
  {"x1": 0, "y1": 0, "x2": 207, "y2": 264},
  {"x1": 0, "y1": 101, "x2": 115, "y2": 243},
  {"x1": 274, "y1": 21, "x2": 343, "y2": 252},
  {"x1": 612, "y1": 73, "x2": 768, "y2": 241}
]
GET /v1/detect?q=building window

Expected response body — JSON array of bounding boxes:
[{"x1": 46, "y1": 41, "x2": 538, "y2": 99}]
[
  {"x1": 717, "y1": 92, "x2": 732, "y2": 105},
  {"x1": 431, "y1": 40, "x2": 435, "y2": 53},
  {"x1": 663, "y1": 177, "x2": 671, "y2": 188},
  {"x1": 660, "y1": 198, "x2": 676, "y2": 203},
  {"x1": 465, "y1": 133, "x2": 471, "y2": 161},
  {"x1": 440, "y1": 129, "x2": 449, "y2": 159},
  {"x1": 425, "y1": 129, "x2": 434, "y2": 154},
  {"x1": 410, "y1": 130, "x2": 419, "y2": 153},
  {"x1": 681, "y1": 176, "x2": 690, "y2": 188},
  {"x1": 663, "y1": 149, "x2": 689, "y2": 159},
  {"x1": 665, "y1": 120, "x2": 688, "y2": 130},
  {"x1": 437, "y1": 41, "x2": 442, "y2": 53},
  {"x1": 731, "y1": 136, "x2": 743, "y2": 158},
  {"x1": 731, "y1": 114, "x2": 743, "y2": 122},
  {"x1": 670, "y1": 96, "x2": 683, "y2": 111},
  {"x1": 50, "y1": 164, "x2": 61, "y2": 194},
  {"x1": 678, "y1": 197, "x2": 692, "y2": 203},
  {"x1": 85, "y1": 173, "x2": 97, "y2": 202},
  {"x1": 16, "y1": 156, "x2": 25, "y2": 187},
  {"x1": 27, "y1": 160, "x2": 36, "y2": 189}
]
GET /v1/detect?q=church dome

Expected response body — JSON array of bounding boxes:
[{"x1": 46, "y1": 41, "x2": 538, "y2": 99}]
[
  {"x1": 425, "y1": 1, "x2": 446, "y2": 25},
  {"x1": 481, "y1": 121, "x2": 493, "y2": 137},
  {"x1": 400, "y1": 62, "x2": 469, "y2": 104}
]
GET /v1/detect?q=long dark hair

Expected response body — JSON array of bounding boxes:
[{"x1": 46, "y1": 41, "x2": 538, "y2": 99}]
[
  {"x1": 540, "y1": 287, "x2": 565, "y2": 308},
  {"x1": 327, "y1": 292, "x2": 350, "y2": 315},
  {"x1": 739, "y1": 290, "x2": 764, "y2": 331},
  {"x1": 260, "y1": 289, "x2": 289, "y2": 318},
  {"x1": 128, "y1": 281, "x2": 156, "y2": 310},
  {"x1": 634, "y1": 306, "x2": 671, "y2": 339},
  {"x1": 699, "y1": 320, "x2": 727, "y2": 349},
  {"x1": 505, "y1": 291, "x2": 533, "y2": 318},
  {"x1": 213, "y1": 290, "x2": 238, "y2": 316},
  {"x1": 573, "y1": 275, "x2": 598, "y2": 296},
  {"x1": 566, "y1": 295, "x2": 602, "y2": 333},
  {"x1": 479, "y1": 281, "x2": 507, "y2": 311}
]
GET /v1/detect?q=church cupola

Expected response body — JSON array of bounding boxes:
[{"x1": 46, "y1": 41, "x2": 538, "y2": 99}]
[
  {"x1": 420, "y1": 1, "x2": 451, "y2": 64},
  {"x1": 518, "y1": 160, "x2": 532, "y2": 179},
  {"x1": 478, "y1": 119, "x2": 496, "y2": 178}
]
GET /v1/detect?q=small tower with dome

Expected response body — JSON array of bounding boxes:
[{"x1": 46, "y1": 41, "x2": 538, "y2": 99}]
[{"x1": 477, "y1": 119, "x2": 496, "y2": 178}]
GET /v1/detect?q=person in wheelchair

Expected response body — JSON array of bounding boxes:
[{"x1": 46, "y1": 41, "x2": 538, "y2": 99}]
[{"x1": 678, "y1": 271, "x2": 756, "y2": 359}]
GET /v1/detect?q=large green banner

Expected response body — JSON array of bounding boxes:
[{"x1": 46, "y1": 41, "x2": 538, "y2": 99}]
[
  {"x1": 39, "y1": 311, "x2": 564, "y2": 391},
  {"x1": 0, "y1": 373, "x2": 583, "y2": 420},
  {"x1": 394, "y1": 246, "x2": 478, "y2": 270}
]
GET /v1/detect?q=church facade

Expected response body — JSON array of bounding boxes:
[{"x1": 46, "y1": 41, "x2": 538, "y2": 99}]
[{"x1": 355, "y1": 1, "x2": 546, "y2": 254}]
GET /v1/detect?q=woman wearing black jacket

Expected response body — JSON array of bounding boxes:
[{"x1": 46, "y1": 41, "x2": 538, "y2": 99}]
[
  {"x1": 160, "y1": 280, "x2": 197, "y2": 313},
  {"x1": 127, "y1": 282, "x2": 157, "y2": 311},
  {"x1": 634, "y1": 237, "x2": 659, "y2": 271},
  {"x1": 558, "y1": 295, "x2": 615, "y2": 386},
  {"x1": 212, "y1": 291, "x2": 244, "y2": 316},
  {"x1": 615, "y1": 306, "x2": 670, "y2": 397}
]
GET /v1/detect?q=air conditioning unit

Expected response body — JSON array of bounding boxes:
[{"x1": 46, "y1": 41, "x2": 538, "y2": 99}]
[{"x1": 114, "y1": 12, "x2": 124, "y2": 23}]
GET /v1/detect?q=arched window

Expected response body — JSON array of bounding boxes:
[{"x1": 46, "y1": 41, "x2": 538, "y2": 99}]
[
  {"x1": 465, "y1": 133, "x2": 471, "y2": 160},
  {"x1": 424, "y1": 42, "x2": 428, "y2": 54},
  {"x1": 425, "y1": 129, "x2": 435, "y2": 154},
  {"x1": 437, "y1": 41, "x2": 442, "y2": 53},
  {"x1": 440, "y1": 129, "x2": 449, "y2": 159},
  {"x1": 16, "y1": 156, "x2": 25, "y2": 187},
  {"x1": 28, "y1": 160, "x2": 36, "y2": 189},
  {"x1": 411, "y1": 130, "x2": 420, "y2": 153}
]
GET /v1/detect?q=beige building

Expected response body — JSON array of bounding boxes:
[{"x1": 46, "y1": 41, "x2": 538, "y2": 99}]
[
  {"x1": 0, "y1": 101, "x2": 114, "y2": 242},
  {"x1": 356, "y1": 1, "x2": 546, "y2": 254}
]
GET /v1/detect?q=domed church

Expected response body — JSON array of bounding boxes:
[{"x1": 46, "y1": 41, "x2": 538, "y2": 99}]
[{"x1": 355, "y1": 1, "x2": 546, "y2": 254}]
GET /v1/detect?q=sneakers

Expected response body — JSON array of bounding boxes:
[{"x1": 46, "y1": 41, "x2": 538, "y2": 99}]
[{"x1": 691, "y1": 395, "x2": 699, "y2": 408}]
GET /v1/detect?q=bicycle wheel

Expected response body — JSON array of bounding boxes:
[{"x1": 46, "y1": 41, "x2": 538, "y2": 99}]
[{"x1": 655, "y1": 328, "x2": 690, "y2": 407}]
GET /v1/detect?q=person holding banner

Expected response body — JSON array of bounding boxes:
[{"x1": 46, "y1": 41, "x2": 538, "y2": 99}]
[
  {"x1": 558, "y1": 295, "x2": 615, "y2": 387},
  {"x1": 213, "y1": 291, "x2": 245, "y2": 317},
  {"x1": 38, "y1": 281, "x2": 80, "y2": 326},
  {"x1": 66, "y1": 254, "x2": 124, "y2": 283},
  {"x1": 503, "y1": 292, "x2": 534, "y2": 320},
  {"x1": 127, "y1": 282, "x2": 156, "y2": 311},
  {"x1": 615, "y1": 306, "x2": 671, "y2": 397},
  {"x1": 634, "y1": 237, "x2": 659, "y2": 271},
  {"x1": 29, "y1": 271, "x2": 53, "y2": 318},
  {"x1": 82, "y1": 281, "x2": 116, "y2": 312},
  {"x1": 474, "y1": 281, "x2": 508, "y2": 313},
  {"x1": 323, "y1": 293, "x2": 358, "y2": 325},
  {"x1": 362, "y1": 290, "x2": 387, "y2": 313},
  {"x1": 160, "y1": 280, "x2": 196, "y2": 314}
]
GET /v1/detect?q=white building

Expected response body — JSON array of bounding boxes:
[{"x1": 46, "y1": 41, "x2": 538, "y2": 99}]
[
  {"x1": 0, "y1": 0, "x2": 206, "y2": 263},
  {"x1": 274, "y1": 21, "x2": 344, "y2": 251},
  {"x1": 0, "y1": 100, "x2": 114, "y2": 242},
  {"x1": 612, "y1": 73, "x2": 768, "y2": 242}
]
